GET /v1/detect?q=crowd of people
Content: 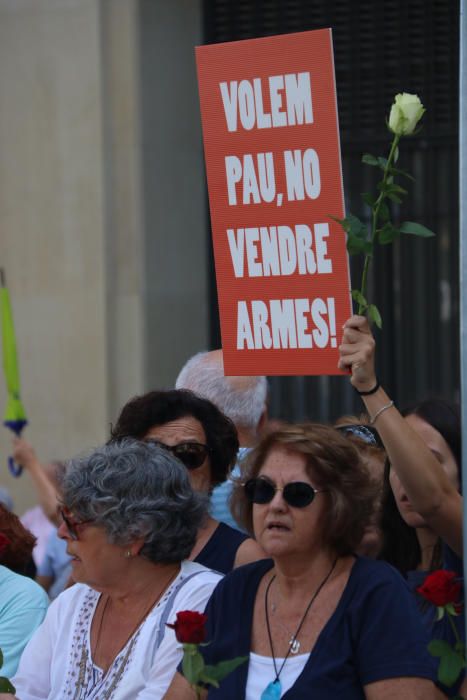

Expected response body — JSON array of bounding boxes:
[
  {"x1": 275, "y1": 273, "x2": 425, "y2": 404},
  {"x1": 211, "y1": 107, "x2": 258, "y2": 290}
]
[{"x1": 0, "y1": 314, "x2": 463, "y2": 699}]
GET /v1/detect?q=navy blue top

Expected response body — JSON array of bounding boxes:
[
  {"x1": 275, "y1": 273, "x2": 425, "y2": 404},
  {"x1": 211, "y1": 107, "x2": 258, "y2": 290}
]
[
  {"x1": 194, "y1": 522, "x2": 249, "y2": 574},
  {"x1": 200, "y1": 557, "x2": 436, "y2": 699},
  {"x1": 406, "y1": 544, "x2": 464, "y2": 697}
]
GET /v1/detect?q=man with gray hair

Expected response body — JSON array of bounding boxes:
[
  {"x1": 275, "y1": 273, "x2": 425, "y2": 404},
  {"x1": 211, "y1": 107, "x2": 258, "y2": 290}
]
[{"x1": 175, "y1": 349, "x2": 267, "y2": 529}]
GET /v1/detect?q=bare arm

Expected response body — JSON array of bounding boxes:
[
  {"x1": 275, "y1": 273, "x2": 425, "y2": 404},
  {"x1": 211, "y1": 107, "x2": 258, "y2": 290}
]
[
  {"x1": 233, "y1": 537, "x2": 267, "y2": 568},
  {"x1": 12, "y1": 438, "x2": 60, "y2": 525},
  {"x1": 365, "y1": 677, "x2": 444, "y2": 700},
  {"x1": 163, "y1": 672, "x2": 207, "y2": 700},
  {"x1": 338, "y1": 315, "x2": 463, "y2": 557}
]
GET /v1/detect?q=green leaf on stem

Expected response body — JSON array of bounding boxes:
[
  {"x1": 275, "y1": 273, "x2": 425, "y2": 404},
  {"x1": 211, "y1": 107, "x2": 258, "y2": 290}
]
[
  {"x1": 330, "y1": 213, "x2": 368, "y2": 238},
  {"x1": 386, "y1": 191, "x2": 402, "y2": 204},
  {"x1": 337, "y1": 214, "x2": 371, "y2": 255},
  {"x1": 347, "y1": 236, "x2": 372, "y2": 255},
  {"x1": 393, "y1": 145, "x2": 399, "y2": 163},
  {"x1": 446, "y1": 603, "x2": 461, "y2": 617},
  {"x1": 378, "y1": 223, "x2": 400, "y2": 245},
  {"x1": 347, "y1": 214, "x2": 368, "y2": 238},
  {"x1": 362, "y1": 154, "x2": 379, "y2": 166},
  {"x1": 182, "y1": 648, "x2": 205, "y2": 685},
  {"x1": 437, "y1": 606, "x2": 446, "y2": 621},
  {"x1": 368, "y1": 304, "x2": 382, "y2": 329},
  {"x1": 377, "y1": 156, "x2": 388, "y2": 169},
  {"x1": 329, "y1": 214, "x2": 351, "y2": 232},
  {"x1": 202, "y1": 657, "x2": 249, "y2": 684},
  {"x1": 429, "y1": 639, "x2": 455, "y2": 656},
  {"x1": 199, "y1": 673, "x2": 220, "y2": 689},
  {"x1": 390, "y1": 184, "x2": 408, "y2": 195},
  {"x1": 362, "y1": 192, "x2": 376, "y2": 207},
  {"x1": 429, "y1": 640, "x2": 465, "y2": 687},
  {"x1": 351, "y1": 289, "x2": 368, "y2": 309},
  {"x1": 388, "y1": 166, "x2": 415, "y2": 181},
  {"x1": 400, "y1": 221, "x2": 435, "y2": 237},
  {"x1": 377, "y1": 201, "x2": 390, "y2": 223},
  {"x1": 378, "y1": 182, "x2": 408, "y2": 196},
  {"x1": 0, "y1": 677, "x2": 15, "y2": 693}
]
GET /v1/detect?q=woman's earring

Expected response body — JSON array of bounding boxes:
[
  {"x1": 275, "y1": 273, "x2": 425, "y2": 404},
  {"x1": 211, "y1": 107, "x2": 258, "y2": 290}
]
[{"x1": 124, "y1": 550, "x2": 132, "y2": 558}]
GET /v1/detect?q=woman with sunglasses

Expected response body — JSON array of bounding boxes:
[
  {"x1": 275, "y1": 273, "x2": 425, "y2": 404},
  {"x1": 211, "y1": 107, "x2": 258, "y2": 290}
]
[
  {"x1": 164, "y1": 423, "x2": 439, "y2": 700},
  {"x1": 8, "y1": 439, "x2": 222, "y2": 700},
  {"x1": 339, "y1": 314, "x2": 464, "y2": 698},
  {"x1": 110, "y1": 389, "x2": 265, "y2": 573}
]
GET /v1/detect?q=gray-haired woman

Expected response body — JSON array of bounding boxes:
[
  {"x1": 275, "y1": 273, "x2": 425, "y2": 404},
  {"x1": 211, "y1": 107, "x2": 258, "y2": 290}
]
[{"x1": 8, "y1": 440, "x2": 222, "y2": 700}]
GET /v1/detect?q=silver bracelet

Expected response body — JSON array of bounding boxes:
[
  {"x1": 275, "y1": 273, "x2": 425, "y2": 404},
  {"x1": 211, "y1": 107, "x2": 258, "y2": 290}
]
[{"x1": 369, "y1": 400, "x2": 394, "y2": 425}]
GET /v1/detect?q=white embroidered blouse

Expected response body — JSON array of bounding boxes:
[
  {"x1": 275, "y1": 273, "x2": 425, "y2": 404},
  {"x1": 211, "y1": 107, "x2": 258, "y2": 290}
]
[{"x1": 13, "y1": 561, "x2": 222, "y2": 700}]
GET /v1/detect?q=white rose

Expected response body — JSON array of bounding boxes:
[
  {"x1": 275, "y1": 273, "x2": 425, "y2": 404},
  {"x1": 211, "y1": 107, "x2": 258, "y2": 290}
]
[{"x1": 388, "y1": 93, "x2": 425, "y2": 136}]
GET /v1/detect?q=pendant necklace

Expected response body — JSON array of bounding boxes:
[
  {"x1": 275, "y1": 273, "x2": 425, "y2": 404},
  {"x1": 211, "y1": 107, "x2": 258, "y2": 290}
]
[
  {"x1": 261, "y1": 557, "x2": 338, "y2": 700},
  {"x1": 270, "y1": 591, "x2": 301, "y2": 654}
]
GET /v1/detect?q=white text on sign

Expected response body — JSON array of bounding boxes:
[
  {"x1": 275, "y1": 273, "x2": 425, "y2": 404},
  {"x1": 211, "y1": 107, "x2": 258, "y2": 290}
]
[
  {"x1": 227, "y1": 223, "x2": 332, "y2": 277},
  {"x1": 225, "y1": 149, "x2": 320, "y2": 206},
  {"x1": 237, "y1": 297, "x2": 337, "y2": 349},
  {"x1": 220, "y1": 73, "x2": 314, "y2": 131}
]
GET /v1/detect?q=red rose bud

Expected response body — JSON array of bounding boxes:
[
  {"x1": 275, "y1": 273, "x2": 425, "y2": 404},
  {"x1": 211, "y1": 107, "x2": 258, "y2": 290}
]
[
  {"x1": 417, "y1": 570, "x2": 462, "y2": 607},
  {"x1": 166, "y1": 610, "x2": 208, "y2": 644},
  {"x1": 0, "y1": 532, "x2": 10, "y2": 556}
]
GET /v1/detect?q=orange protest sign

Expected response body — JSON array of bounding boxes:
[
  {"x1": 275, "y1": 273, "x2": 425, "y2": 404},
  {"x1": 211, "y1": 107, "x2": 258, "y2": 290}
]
[{"x1": 196, "y1": 29, "x2": 351, "y2": 376}]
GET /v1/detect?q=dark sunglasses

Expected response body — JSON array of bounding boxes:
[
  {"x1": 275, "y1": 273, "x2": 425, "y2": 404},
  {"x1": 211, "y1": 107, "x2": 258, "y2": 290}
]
[
  {"x1": 336, "y1": 424, "x2": 383, "y2": 448},
  {"x1": 244, "y1": 477, "x2": 326, "y2": 508},
  {"x1": 60, "y1": 508, "x2": 93, "y2": 541},
  {"x1": 145, "y1": 440, "x2": 210, "y2": 470}
]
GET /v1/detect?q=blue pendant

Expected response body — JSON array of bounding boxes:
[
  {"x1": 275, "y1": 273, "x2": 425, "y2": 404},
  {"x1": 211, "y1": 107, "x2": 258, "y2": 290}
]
[{"x1": 261, "y1": 679, "x2": 282, "y2": 699}]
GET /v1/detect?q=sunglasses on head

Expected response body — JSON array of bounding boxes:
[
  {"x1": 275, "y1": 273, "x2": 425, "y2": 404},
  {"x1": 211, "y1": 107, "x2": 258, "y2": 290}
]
[
  {"x1": 336, "y1": 424, "x2": 383, "y2": 448},
  {"x1": 60, "y1": 508, "x2": 94, "y2": 541},
  {"x1": 244, "y1": 477, "x2": 326, "y2": 508},
  {"x1": 145, "y1": 440, "x2": 210, "y2": 470}
]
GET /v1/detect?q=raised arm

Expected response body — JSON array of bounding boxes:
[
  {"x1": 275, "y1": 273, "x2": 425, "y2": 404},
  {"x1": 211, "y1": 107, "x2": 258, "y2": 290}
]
[
  {"x1": 338, "y1": 315, "x2": 463, "y2": 557},
  {"x1": 12, "y1": 438, "x2": 60, "y2": 526}
]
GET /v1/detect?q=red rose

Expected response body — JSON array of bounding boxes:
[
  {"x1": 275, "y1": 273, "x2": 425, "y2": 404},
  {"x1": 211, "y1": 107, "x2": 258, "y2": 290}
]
[
  {"x1": 417, "y1": 570, "x2": 462, "y2": 607},
  {"x1": 0, "y1": 532, "x2": 10, "y2": 557},
  {"x1": 166, "y1": 610, "x2": 208, "y2": 644}
]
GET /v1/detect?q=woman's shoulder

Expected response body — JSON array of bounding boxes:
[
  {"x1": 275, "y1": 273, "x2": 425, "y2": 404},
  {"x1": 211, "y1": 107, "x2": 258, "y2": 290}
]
[
  {"x1": 0, "y1": 565, "x2": 49, "y2": 610},
  {"x1": 195, "y1": 522, "x2": 250, "y2": 573},
  {"x1": 209, "y1": 558, "x2": 274, "y2": 598},
  {"x1": 179, "y1": 559, "x2": 224, "y2": 585},
  {"x1": 350, "y1": 556, "x2": 410, "y2": 593},
  {"x1": 215, "y1": 521, "x2": 249, "y2": 545}
]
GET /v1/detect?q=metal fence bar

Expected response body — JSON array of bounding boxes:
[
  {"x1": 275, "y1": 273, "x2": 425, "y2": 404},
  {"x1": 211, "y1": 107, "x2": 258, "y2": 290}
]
[{"x1": 458, "y1": 0, "x2": 467, "y2": 641}]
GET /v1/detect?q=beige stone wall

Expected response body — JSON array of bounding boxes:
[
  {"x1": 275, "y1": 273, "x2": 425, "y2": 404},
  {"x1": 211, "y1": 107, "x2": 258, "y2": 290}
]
[
  {"x1": 0, "y1": 0, "x2": 207, "y2": 515},
  {"x1": 0, "y1": 0, "x2": 109, "y2": 513}
]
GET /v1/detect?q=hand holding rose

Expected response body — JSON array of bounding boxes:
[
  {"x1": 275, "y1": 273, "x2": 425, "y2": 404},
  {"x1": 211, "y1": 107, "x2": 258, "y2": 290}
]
[{"x1": 338, "y1": 315, "x2": 377, "y2": 392}]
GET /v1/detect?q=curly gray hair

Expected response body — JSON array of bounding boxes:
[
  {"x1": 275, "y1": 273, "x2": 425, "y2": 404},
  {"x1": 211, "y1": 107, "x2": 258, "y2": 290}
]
[{"x1": 61, "y1": 439, "x2": 207, "y2": 563}]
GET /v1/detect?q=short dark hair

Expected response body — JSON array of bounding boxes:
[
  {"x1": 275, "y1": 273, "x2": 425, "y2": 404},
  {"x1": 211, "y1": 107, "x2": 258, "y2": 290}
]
[
  {"x1": 231, "y1": 423, "x2": 377, "y2": 556},
  {"x1": 110, "y1": 389, "x2": 239, "y2": 488},
  {"x1": 62, "y1": 439, "x2": 207, "y2": 564}
]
